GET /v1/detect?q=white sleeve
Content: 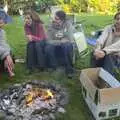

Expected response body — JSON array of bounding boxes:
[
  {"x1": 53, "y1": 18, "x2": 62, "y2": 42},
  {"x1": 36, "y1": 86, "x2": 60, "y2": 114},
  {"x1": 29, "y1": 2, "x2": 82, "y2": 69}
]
[
  {"x1": 95, "y1": 25, "x2": 111, "y2": 49},
  {"x1": 103, "y1": 39, "x2": 120, "y2": 54}
]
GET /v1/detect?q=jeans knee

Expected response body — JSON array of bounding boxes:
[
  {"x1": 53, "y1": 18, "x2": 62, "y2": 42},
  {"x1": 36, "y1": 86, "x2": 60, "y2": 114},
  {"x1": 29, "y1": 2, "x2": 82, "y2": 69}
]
[{"x1": 45, "y1": 44, "x2": 55, "y2": 55}]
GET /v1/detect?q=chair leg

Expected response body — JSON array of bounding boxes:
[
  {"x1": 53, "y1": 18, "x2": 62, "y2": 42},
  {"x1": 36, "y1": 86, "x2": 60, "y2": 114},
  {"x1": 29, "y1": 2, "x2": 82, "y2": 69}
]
[
  {"x1": 0, "y1": 66, "x2": 2, "y2": 80},
  {"x1": 72, "y1": 51, "x2": 76, "y2": 64}
]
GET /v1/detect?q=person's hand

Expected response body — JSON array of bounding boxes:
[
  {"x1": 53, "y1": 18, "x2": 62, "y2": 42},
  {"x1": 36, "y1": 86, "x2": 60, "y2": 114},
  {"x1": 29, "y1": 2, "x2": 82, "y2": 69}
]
[
  {"x1": 0, "y1": 19, "x2": 5, "y2": 28},
  {"x1": 26, "y1": 35, "x2": 33, "y2": 41},
  {"x1": 4, "y1": 55, "x2": 14, "y2": 77},
  {"x1": 94, "y1": 49, "x2": 106, "y2": 59}
]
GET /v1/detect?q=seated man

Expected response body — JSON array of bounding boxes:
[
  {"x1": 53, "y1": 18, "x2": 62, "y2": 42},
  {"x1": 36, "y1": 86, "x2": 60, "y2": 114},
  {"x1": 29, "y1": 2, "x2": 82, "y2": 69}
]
[
  {"x1": 91, "y1": 11, "x2": 120, "y2": 76},
  {"x1": 0, "y1": 9, "x2": 14, "y2": 77},
  {"x1": 45, "y1": 10, "x2": 75, "y2": 77}
]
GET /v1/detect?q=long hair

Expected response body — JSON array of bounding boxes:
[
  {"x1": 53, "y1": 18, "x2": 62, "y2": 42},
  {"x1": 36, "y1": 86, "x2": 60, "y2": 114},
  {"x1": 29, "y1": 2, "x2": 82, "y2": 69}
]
[
  {"x1": 24, "y1": 9, "x2": 43, "y2": 35},
  {"x1": 24, "y1": 9, "x2": 43, "y2": 24}
]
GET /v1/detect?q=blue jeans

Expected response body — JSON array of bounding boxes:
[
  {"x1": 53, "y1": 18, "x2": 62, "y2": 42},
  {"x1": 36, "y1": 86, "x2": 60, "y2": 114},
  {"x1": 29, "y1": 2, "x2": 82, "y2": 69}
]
[
  {"x1": 45, "y1": 42, "x2": 73, "y2": 73},
  {"x1": 26, "y1": 40, "x2": 46, "y2": 70},
  {"x1": 61, "y1": 42, "x2": 73, "y2": 73},
  {"x1": 45, "y1": 44, "x2": 57, "y2": 69}
]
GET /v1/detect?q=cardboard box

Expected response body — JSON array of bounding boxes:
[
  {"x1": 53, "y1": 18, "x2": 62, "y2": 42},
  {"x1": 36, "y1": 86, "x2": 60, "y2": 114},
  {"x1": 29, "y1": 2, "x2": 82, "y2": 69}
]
[{"x1": 80, "y1": 68, "x2": 120, "y2": 120}]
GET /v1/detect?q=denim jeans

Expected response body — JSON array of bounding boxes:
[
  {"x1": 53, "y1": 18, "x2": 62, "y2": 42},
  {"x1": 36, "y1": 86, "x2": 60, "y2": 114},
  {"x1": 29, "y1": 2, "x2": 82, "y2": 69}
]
[
  {"x1": 45, "y1": 42, "x2": 73, "y2": 73},
  {"x1": 61, "y1": 42, "x2": 73, "y2": 73},
  {"x1": 45, "y1": 43, "x2": 58, "y2": 69},
  {"x1": 26, "y1": 40, "x2": 46, "y2": 70}
]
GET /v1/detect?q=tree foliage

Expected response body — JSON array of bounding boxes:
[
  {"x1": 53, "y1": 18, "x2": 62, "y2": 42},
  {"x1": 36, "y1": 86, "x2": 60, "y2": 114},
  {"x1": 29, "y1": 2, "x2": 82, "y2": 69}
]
[
  {"x1": 57, "y1": 0, "x2": 88, "y2": 13},
  {"x1": 88, "y1": 0, "x2": 120, "y2": 14},
  {"x1": 2, "y1": 0, "x2": 120, "y2": 14}
]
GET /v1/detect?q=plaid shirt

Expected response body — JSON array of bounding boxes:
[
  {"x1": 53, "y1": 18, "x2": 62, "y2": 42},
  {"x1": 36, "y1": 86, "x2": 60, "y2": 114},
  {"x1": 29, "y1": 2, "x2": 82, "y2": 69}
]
[{"x1": 24, "y1": 22, "x2": 47, "y2": 41}]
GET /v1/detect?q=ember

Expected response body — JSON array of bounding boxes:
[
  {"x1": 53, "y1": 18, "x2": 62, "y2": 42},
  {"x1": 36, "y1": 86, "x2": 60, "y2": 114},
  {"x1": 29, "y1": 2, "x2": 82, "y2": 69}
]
[
  {"x1": 25, "y1": 87, "x2": 54, "y2": 106},
  {"x1": 0, "y1": 80, "x2": 68, "y2": 120}
]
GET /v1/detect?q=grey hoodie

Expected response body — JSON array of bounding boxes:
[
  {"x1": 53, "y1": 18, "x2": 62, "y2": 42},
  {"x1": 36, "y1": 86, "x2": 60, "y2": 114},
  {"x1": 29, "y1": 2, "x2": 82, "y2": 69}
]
[
  {"x1": 47, "y1": 20, "x2": 75, "y2": 44},
  {"x1": 0, "y1": 29, "x2": 10, "y2": 60}
]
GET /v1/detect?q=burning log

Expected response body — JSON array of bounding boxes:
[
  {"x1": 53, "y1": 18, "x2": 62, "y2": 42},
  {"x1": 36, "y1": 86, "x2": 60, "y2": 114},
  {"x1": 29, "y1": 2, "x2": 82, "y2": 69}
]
[{"x1": 0, "y1": 80, "x2": 68, "y2": 120}]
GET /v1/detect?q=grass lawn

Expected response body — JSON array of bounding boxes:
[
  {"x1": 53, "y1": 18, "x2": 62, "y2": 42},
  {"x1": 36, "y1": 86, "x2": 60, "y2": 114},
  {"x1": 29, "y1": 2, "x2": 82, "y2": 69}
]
[{"x1": 1, "y1": 14, "x2": 119, "y2": 120}]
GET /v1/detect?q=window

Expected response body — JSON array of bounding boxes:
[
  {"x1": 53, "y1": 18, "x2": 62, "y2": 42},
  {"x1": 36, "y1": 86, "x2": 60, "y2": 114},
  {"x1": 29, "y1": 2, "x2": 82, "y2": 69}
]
[
  {"x1": 82, "y1": 86, "x2": 87, "y2": 97},
  {"x1": 94, "y1": 90, "x2": 98, "y2": 105},
  {"x1": 98, "y1": 112, "x2": 106, "y2": 118},
  {"x1": 109, "y1": 109, "x2": 118, "y2": 116}
]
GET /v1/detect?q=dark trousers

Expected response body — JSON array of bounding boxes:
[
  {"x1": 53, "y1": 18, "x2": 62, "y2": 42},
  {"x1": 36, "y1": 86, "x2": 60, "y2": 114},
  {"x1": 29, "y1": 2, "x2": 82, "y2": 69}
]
[
  {"x1": 26, "y1": 40, "x2": 46, "y2": 70},
  {"x1": 91, "y1": 54, "x2": 116, "y2": 76},
  {"x1": 61, "y1": 42, "x2": 73, "y2": 73},
  {"x1": 45, "y1": 42, "x2": 73, "y2": 73},
  {"x1": 45, "y1": 44, "x2": 57, "y2": 69}
]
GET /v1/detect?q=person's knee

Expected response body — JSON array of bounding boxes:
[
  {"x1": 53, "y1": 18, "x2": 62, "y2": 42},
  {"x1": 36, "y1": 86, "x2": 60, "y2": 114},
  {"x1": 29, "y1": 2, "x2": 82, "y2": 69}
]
[
  {"x1": 104, "y1": 55, "x2": 116, "y2": 67},
  {"x1": 45, "y1": 44, "x2": 55, "y2": 55},
  {"x1": 61, "y1": 43, "x2": 73, "y2": 52}
]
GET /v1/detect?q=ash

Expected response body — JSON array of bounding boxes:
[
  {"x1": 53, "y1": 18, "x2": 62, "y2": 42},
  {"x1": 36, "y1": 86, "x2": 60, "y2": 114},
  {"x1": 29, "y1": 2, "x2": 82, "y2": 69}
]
[{"x1": 0, "y1": 80, "x2": 68, "y2": 120}]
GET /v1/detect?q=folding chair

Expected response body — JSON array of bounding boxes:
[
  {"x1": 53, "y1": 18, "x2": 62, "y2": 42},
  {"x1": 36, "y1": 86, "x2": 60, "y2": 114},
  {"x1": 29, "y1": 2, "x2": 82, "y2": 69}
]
[
  {"x1": 63, "y1": 13, "x2": 89, "y2": 63},
  {"x1": 87, "y1": 29, "x2": 103, "y2": 46},
  {"x1": 73, "y1": 24, "x2": 89, "y2": 60},
  {"x1": 49, "y1": 6, "x2": 62, "y2": 21},
  {"x1": 48, "y1": 6, "x2": 88, "y2": 64},
  {"x1": 66, "y1": 13, "x2": 76, "y2": 25}
]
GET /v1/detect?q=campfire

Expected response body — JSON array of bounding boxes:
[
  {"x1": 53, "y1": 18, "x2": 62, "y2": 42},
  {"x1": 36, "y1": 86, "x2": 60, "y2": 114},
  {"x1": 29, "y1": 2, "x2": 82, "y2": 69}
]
[
  {"x1": 25, "y1": 86, "x2": 54, "y2": 106},
  {"x1": 0, "y1": 80, "x2": 68, "y2": 120}
]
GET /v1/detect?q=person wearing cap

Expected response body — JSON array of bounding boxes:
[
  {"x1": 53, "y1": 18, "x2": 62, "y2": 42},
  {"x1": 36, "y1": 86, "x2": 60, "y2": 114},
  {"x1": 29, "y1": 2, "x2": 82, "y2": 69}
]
[
  {"x1": 92, "y1": 11, "x2": 120, "y2": 76},
  {"x1": 0, "y1": 9, "x2": 14, "y2": 77},
  {"x1": 45, "y1": 10, "x2": 75, "y2": 78}
]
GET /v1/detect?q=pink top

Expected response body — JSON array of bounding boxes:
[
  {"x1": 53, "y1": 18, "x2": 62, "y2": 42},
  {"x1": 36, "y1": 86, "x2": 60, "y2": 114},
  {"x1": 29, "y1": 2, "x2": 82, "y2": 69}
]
[{"x1": 24, "y1": 22, "x2": 47, "y2": 41}]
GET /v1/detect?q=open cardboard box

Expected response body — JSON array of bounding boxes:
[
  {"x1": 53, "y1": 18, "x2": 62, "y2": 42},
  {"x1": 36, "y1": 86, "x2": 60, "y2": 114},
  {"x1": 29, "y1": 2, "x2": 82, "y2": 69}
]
[{"x1": 80, "y1": 68, "x2": 120, "y2": 120}]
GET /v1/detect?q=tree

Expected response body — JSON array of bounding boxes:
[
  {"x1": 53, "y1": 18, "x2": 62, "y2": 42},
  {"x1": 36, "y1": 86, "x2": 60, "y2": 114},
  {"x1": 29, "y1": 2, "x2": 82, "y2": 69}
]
[
  {"x1": 56, "y1": 0, "x2": 88, "y2": 13},
  {"x1": 1, "y1": 0, "x2": 56, "y2": 14},
  {"x1": 34, "y1": 0, "x2": 56, "y2": 13}
]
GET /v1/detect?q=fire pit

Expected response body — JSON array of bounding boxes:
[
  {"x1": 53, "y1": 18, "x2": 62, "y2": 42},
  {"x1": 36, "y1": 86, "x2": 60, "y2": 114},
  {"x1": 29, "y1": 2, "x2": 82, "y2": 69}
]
[{"x1": 0, "y1": 80, "x2": 68, "y2": 120}]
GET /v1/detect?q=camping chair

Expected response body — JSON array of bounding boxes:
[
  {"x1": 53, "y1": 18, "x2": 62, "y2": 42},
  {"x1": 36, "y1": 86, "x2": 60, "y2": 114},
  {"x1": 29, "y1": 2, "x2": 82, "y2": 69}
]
[
  {"x1": 49, "y1": 6, "x2": 62, "y2": 21},
  {"x1": 49, "y1": 6, "x2": 89, "y2": 64},
  {"x1": 87, "y1": 29, "x2": 103, "y2": 46},
  {"x1": 72, "y1": 24, "x2": 89, "y2": 64}
]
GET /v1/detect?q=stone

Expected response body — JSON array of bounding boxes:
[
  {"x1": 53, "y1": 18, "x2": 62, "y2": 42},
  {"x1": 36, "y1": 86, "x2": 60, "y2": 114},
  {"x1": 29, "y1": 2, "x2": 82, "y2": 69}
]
[
  {"x1": 49, "y1": 113, "x2": 55, "y2": 120},
  {"x1": 57, "y1": 107, "x2": 66, "y2": 114}
]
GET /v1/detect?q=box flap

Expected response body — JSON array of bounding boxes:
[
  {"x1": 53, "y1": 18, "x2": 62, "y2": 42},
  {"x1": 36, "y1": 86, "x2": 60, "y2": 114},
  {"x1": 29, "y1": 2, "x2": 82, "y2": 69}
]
[
  {"x1": 80, "y1": 68, "x2": 99, "y2": 101},
  {"x1": 100, "y1": 87, "x2": 120, "y2": 105},
  {"x1": 99, "y1": 68, "x2": 120, "y2": 88}
]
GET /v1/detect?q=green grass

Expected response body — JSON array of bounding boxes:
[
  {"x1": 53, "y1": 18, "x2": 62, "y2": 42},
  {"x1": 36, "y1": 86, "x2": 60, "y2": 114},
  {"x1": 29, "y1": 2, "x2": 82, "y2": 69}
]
[{"x1": 0, "y1": 14, "x2": 118, "y2": 120}]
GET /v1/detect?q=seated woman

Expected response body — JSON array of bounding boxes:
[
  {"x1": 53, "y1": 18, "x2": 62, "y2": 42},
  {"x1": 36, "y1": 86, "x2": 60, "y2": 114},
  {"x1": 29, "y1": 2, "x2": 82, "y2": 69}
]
[
  {"x1": 24, "y1": 9, "x2": 47, "y2": 73},
  {"x1": 92, "y1": 12, "x2": 120, "y2": 76},
  {"x1": 45, "y1": 10, "x2": 75, "y2": 78},
  {"x1": 0, "y1": 9, "x2": 15, "y2": 77}
]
